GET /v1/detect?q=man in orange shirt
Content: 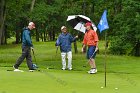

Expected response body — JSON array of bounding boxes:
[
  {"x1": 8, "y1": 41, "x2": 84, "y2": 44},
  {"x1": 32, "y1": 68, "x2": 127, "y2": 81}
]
[{"x1": 82, "y1": 22, "x2": 99, "y2": 74}]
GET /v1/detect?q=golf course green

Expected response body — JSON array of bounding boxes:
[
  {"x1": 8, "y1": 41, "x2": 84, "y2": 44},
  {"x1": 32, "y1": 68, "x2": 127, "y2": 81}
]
[{"x1": 0, "y1": 41, "x2": 140, "y2": 93}]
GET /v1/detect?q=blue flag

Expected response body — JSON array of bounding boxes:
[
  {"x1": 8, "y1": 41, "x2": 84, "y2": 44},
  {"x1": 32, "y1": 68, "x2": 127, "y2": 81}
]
[{"x1": 97, "y1": 10, "x2": 109, "y2": 33}]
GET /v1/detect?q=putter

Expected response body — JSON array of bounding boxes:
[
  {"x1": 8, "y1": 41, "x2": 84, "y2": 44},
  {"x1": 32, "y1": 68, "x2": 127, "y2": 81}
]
[
  {"x1": 89, "y1": 50, "x2": 97, "y2": 60},
  {"x1": 32, "y1": 49, "x2": 36, "y2": 63},
  {"x1": 32, "y1": 49, "x2": 39, "y2": 70},
  {"x1": 83, "y1": 50, "x2": 97, "y2": 68}
]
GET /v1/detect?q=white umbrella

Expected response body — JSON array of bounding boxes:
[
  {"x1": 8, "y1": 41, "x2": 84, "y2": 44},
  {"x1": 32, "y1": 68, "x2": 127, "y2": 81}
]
[{"x1": 67, "y1": 15, "x2": 97, "y2": 33}]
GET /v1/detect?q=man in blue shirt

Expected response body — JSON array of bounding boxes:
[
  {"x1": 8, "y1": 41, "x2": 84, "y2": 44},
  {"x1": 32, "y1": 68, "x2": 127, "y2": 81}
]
[
  {"x1": 56, "y1": 26, "x2": 78, "y2": 70},
  {"x1": 13, "y1": 22, "x2": 35, "y2": 72}
]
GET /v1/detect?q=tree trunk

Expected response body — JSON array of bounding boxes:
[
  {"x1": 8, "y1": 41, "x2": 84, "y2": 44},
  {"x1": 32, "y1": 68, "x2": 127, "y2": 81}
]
[
  {"x1": 30, "y1": 0, "x2": 36, "y2": 12},
  {"x1": 52, "y1": 30, "x2": 55, "y2": 41},
  {"x1": 15, "y1": 22, "x2": 20, "y2": 44},
  {"x1": 4, "y1": 25, "x2": 7, "y2": 44},
  {"x1": 46, "y1": 32, "x2": 49, "y2": 41},
  {"x1": 29, "y1": 0, "x2": 35, "y2": 21},
  {"x1": 40, "y1": 33, "x2": 43, "y2": 42},
  {"x1": 1, "y1": 24, "x2": 6, "y2": 44},
  {"x1": 82, "y1": 0, "x2": 86, "y2": 15},
  {"x1": 135, "y1": 41, "x2": 140, "y2": 56},
  {"x1": 0, "y1": 0, "x2": 6, "y2": 45},
  {"x1": 48, "y1": 31, "x2": 52, "y2": 41},
  {"x1": 36, "y1": 29, "x2": 39, "y2": 42},
  {"x1": 15, "y1": 30, "x2": 20, "y2": 44},
  {"x1": 114, "y1": 0, "x2": 122, "y2": 14},
  {"x1": 15, "y1": 19, "x2": 25, "y2": 44},
  {"x1": 44, "y1": 31, "x2": 46, "y2": 42},
  {"x1": 118, "y1": 0, "x2": 122, "y2": 12},
  {"x1": 73, "y1": 41, "x2": 78, "y2": 54}
]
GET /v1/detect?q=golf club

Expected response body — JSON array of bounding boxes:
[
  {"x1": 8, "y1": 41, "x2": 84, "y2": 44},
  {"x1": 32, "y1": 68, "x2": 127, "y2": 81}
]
[
  {"x1": 89, "y1": 49, "x2": 97, "y2": 60},
  {"x1": 32, "y1": 49, "x2": 36, "y2": 63},
  {"x1": 32, "y1": 49, "x2": 39, "y2": 70},
  {"x1": 83, "y1": 50, "x2": 97, "y2": 68}
]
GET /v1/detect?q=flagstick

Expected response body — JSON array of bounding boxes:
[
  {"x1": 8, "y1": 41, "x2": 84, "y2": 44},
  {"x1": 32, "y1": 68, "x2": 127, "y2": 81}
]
[
  {"x1": 97, "y1": 9, "x2": 109, "y2": 87},
  {"x1": 104, "y1": 31, "x2": 107, "y2": 87}
]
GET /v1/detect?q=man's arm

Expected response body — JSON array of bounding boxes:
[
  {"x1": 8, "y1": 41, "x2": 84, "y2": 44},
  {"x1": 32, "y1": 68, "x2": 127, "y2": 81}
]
[
  {"x1": 24, "y1": 30, "x2": 33, "y2": 47},
  {"x1": 69, "y1": 34, "x2": 78, "y2": 42},
  {"x1": 95, "y1": 41, "x2": 99, "y2": 52},
  {"x1": 82, "y1": 44, "x2": 86, "y2": 53},
  {"x1": 81, "y1": 34, "x2": 87, "y2": 53},
  {"x1": 55, "y1": 35, "x2": 61, "y2": 46}
]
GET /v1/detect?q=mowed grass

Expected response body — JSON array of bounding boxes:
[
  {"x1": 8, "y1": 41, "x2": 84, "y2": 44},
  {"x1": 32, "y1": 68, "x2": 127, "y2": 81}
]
[{"x1": 0, "y1": 41, "x2": 140, "y2": 93}]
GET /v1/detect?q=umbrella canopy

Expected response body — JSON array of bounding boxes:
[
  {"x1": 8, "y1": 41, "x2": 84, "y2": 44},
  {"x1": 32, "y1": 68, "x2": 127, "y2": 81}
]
[{"x1": 67, "y1": 15, "x2": 97, "y2": 33}]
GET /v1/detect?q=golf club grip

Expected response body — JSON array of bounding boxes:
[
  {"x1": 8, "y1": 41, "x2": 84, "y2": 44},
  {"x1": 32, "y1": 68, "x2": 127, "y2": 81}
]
[{"x1": 32, "y1": 49, "x2": 34, "y2": 54}]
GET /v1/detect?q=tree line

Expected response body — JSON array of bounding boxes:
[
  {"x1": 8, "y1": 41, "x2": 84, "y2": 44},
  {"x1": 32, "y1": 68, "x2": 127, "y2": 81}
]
[{"x1": 0, "y1": 0, "x2": 140, "y2": 56}]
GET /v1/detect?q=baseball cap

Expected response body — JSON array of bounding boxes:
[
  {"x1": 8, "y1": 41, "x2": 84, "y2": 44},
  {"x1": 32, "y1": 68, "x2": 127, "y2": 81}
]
[
  {"x1": 85, "y1": 22, "x2": 92, "y2": 27},
  {"x1": 28, "y1": 22, "x2": 35, "y2": 28},
  {"x1": 61, "y1": 26, "x2": 66, "y2": 30}
]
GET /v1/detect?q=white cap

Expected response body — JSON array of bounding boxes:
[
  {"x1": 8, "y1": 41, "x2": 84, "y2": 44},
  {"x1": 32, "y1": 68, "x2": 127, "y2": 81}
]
[
  {"x1": 28, "y1": 22, "x2": 35, "y2": 28},
  {"x1": 61, "y1": 26, "x2": 66, "y2": 30}
]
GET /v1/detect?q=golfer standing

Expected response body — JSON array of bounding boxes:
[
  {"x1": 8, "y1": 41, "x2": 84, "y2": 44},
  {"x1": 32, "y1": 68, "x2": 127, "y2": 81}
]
[
  {"x1": 56, "y1": 26, "x2": 78, "y2": 70},
  {"x1": 82, "y1": 22, "x2": 99, "y2": 74},
  {"x1": 13, "y1": 22, "x2": 36, "y2": 72}
]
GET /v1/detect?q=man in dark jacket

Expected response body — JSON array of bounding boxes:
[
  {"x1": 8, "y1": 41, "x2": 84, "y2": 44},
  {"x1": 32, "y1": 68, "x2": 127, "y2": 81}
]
[
  {"x1": 56, "y1": 26, "x2": 78, "y2": 70},
  {"x1": 13, "y1": 22, "x2": 35, "y2": 72}
]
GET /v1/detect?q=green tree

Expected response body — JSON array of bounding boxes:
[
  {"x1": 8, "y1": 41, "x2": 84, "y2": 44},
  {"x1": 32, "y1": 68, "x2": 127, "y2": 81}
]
[
  {"x1": 5, "y1": 0, "x2": 31, "y2": 44},
  {"x1": 109, "y1": 0, "x2": 140, "y2": 56}
]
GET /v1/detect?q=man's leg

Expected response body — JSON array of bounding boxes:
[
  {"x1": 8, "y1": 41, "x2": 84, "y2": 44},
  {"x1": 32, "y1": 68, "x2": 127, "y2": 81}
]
[
  {"x1": 26, "y1": 47, "x2": 34, "y2": 70},
  {"x1": 61, "y1": 52, "x2": 66, "y2": 70},
  {"x1": 88, "y1": 58, "x2": 97, "y2": 74},
  {"x1": 14, "y1": 47, "x2": 27, "y2": 69},
  {"x1": 87, "y1": 46, "x2": 97, "y2": 73},
  {"x1": 89, "y1": 58, "x2": 96, "y2": 69},
  {"x1": 67, "y1": 51, "x2": 72, "y2": 70}
]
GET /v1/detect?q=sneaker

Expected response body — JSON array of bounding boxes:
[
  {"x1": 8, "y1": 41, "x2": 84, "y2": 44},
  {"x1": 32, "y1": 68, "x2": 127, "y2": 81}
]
[
  {"x1": 29, "y1": 69, "x2": 36, "y2": 72},
  {"x1": 62, "y1": 68, "x2": 66, "y2": 70},
  {"x1": 68, "y1": 68, "x2": 72, "y2": 70},
  {"x1": 14, "y1": 69, "x2": 23, "y2": 72},
  {"x1": 88, "y1": 69, "x2": 97, "y2": 74},
  {"x1": 29, "y1": 69, "x2": 35, "y2": 72},
  {"x1": 13, "y1": 65, "x2": 18, "y2": 69}
]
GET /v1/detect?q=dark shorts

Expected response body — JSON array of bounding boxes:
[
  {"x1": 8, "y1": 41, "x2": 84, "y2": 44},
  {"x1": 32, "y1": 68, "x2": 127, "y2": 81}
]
[{"x1": 87, "y1": 46, "x2": 96, "y2": 59}]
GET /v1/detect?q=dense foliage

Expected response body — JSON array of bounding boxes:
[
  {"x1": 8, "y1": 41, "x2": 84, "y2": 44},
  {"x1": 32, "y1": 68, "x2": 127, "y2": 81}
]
[
  {"x1": 0, "y1": 0, "x2": 140, "y2": 56},
  {"x1": 109, "y1": 0, "x2": 140, "y2": 56}
]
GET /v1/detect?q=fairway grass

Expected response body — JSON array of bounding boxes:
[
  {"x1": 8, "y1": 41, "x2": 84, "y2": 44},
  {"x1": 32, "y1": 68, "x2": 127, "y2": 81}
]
[{"x1": 0, "y1": 41, "x2": 140, "y2": 93}]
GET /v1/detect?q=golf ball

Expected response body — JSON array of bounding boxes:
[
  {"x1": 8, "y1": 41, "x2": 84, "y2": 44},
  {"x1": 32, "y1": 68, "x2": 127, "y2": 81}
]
[
  {"x1": 101, "y1": 86, "x2": 104, "y2": 89},
  {"x1": 115, "y1": 88, "x2": 118, "y2": 90}
]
